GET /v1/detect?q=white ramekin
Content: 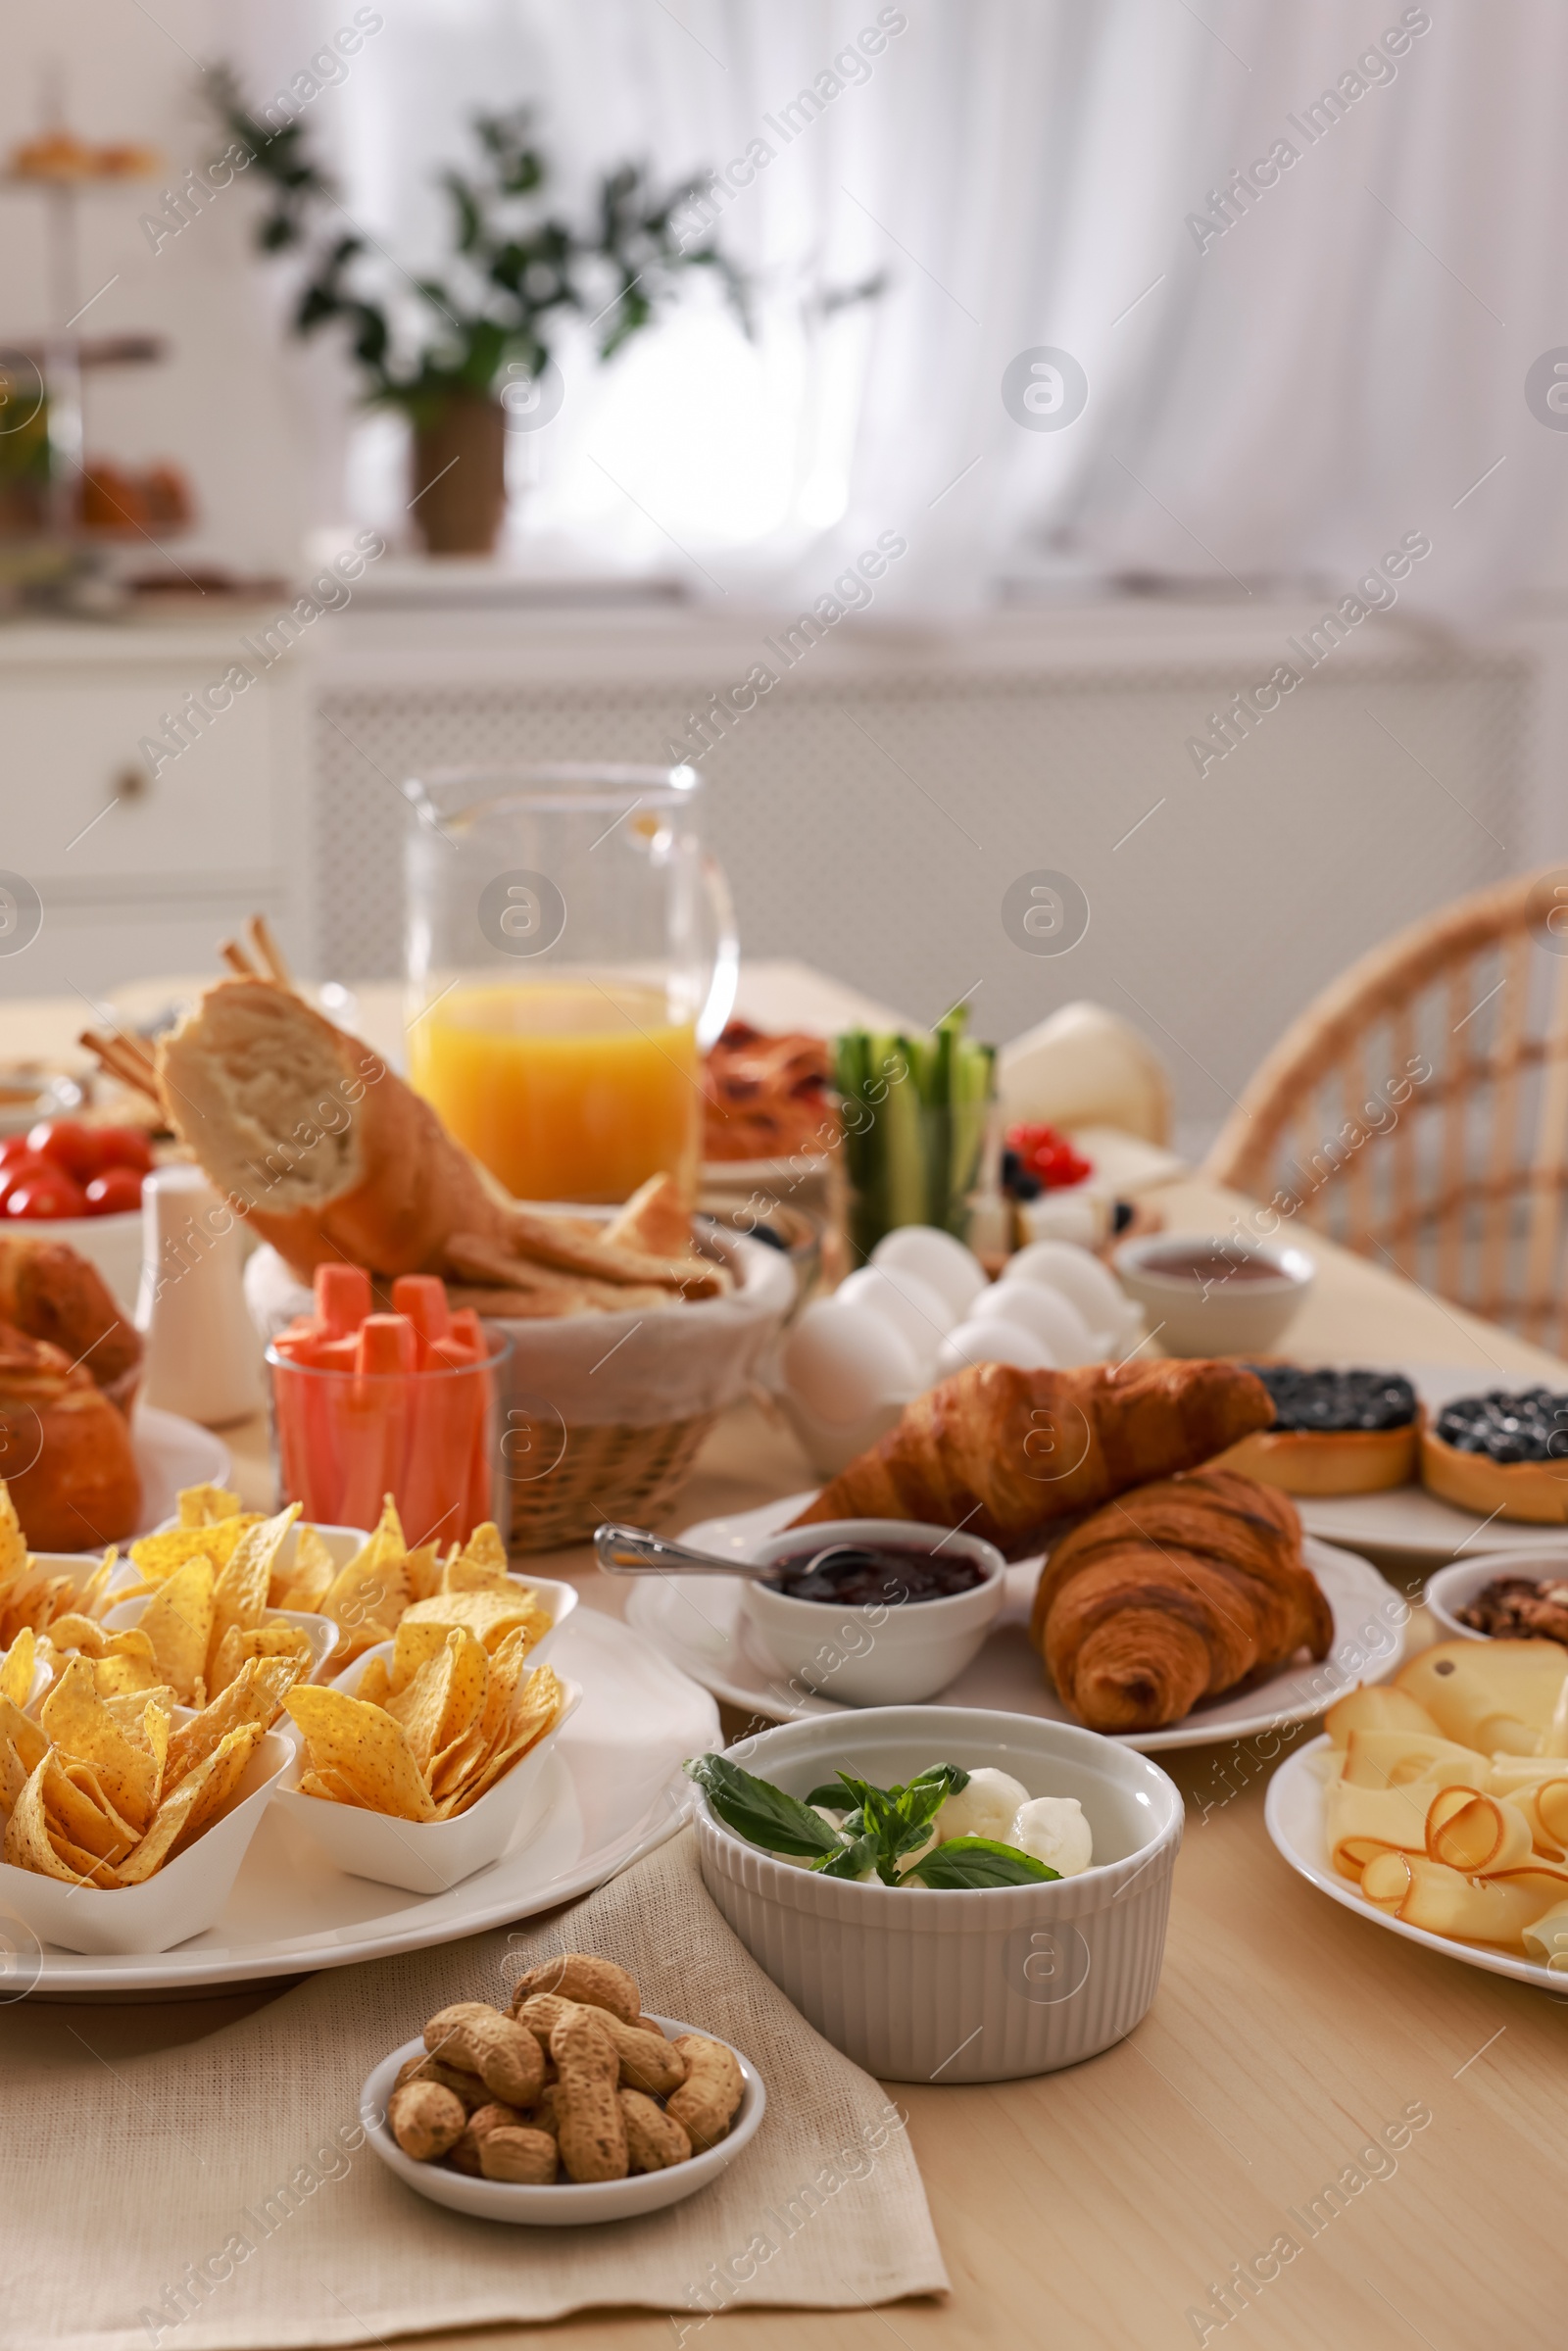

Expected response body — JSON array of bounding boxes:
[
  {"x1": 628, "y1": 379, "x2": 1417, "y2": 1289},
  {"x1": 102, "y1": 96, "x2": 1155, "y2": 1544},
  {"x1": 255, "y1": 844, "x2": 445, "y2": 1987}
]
[
  {"x1": 1425, "y1": 1547, "x2": 1568, "y2": 1641},
  {"x1": 741, "y1": 1518, "x2": 1007, "y2": 1704},
  {"x1": 1112, "y1": 1233, "x2": 1314, "y2": 1357},
  {"x1": 693, "y1": 1705, "x2": 1183, "y2": 2082}
]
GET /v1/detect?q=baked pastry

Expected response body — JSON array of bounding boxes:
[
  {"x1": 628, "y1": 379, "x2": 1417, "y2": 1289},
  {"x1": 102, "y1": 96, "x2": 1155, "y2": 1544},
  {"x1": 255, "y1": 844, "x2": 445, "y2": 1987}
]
[
  {"x1": 0, "y1": 1233, "x2": 142, "y2": 1403},
  {"x1": 1029, "y1": 1467, "x2": 1333, "y2": 1733},
  {"x1": 703, "y1": 1022, "x2": 836, "y2": 1162},
  {"x1": 1216, "y1": 1364, "x2": 1419, "y2": 1495},
  {"x1": 1421, "y1": 1389, "x2": 1568, "y2": 1523},
  {"x1": 0, "y1": 1325, "x2": 141, "y2": 1550},
  {"x1": 788, "y1": 1357, "x2": 1274, "y2": 1552}
]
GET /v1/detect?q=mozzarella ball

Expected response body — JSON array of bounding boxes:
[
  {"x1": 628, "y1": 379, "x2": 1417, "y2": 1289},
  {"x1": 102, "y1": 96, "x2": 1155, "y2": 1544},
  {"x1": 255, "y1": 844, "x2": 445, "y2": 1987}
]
[
  {"x1": 933, "y1": 1768, "x2": 1031, "y2": 1845},
  {"x1": 780, "y1": 1298, "x2": 922, "y2": 1425},
  {"x1": 872, "y1": 1226, "x2": 989, "y2": 1321},
  {"x1": 1008, "y1": 1795, "x2": 1094, "y2": 1878},
  {"x1": 937, "y1": 1318, "x2": 1055, "y2": 1379},
  {"x1": 985, "y1": 1279, "x2": 1095, "y2": 1364},
  {"x1": 1006, "y1": 1240, "x2": 1129, "y2": 1335},
  {"x1": 836, "y1": 1263, "x2": 954, "y2": 1370}
]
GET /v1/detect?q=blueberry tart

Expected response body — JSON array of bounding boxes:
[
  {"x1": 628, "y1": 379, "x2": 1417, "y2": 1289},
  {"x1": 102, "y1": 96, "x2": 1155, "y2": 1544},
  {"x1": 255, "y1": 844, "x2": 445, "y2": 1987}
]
[
  {"x1": 1420, "y1": 1388, "x2": 1568, "y2": 1522},
  {"x1": 1218, "y1": 1364, "x2": 1420, "y2": 1494}
]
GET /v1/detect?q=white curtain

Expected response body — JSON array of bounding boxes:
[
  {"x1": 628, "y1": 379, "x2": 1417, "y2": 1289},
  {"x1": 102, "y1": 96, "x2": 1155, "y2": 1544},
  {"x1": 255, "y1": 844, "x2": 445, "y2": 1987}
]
[{"x1": 230, "y1": 0, "x2": 1568, "y2": 616}]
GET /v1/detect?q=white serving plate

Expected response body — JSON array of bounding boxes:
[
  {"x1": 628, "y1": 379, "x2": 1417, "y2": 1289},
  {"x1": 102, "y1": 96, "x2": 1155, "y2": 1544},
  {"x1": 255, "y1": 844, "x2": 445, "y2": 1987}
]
[
  {"x1": 363, "y1": 2016, "x2": 765, "y2": 2225},
  {"x1": 124, "y1": 1406, "x2": 231, "y2": 1542},
  {"x1": 1283, "y1": 1366, "x2": 1568, "y2": 1564},
  {"x1": 1265, "y1": 1735, "x2": 1567, "y2": 1992},
  {"x1": 624, "y1": 1495, "x2": 1404, "y2": 1751},
  {"x1": 6, "y1": 1606, "x2": 717, "y2": 1994}
]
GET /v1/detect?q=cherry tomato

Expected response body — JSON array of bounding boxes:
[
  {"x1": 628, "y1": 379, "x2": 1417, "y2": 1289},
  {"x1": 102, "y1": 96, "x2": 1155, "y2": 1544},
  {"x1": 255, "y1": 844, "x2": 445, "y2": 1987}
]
[
  {"x1": 91, "y1": 1125, "x2": 154, "y2": 1174},
  {"x1": 0, "y1": 1151, "x2": 57, "y2": 1207},
  {"x1": 83, "y1": 1166, "x2": 144, "y2": 1216},
  {"x1": 26, "y1": 1118, "x2": 105, "y2": 1183},
  {"x1": 0, "y1": 1135, "x2": 40, "y2": 1169},
  {"x1": 3, "y1": 1171, "x2": 88, "y2": 1219}
]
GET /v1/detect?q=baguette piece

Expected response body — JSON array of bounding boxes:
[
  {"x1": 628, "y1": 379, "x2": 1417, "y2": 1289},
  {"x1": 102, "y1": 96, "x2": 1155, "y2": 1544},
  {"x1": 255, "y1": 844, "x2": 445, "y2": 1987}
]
[
  {"x1": 158, "y1": 979, "x2": 514, "y2": 1279},
  {"x1": 789, "y1": 1358, "x2": 1274, "y2": 1552}
]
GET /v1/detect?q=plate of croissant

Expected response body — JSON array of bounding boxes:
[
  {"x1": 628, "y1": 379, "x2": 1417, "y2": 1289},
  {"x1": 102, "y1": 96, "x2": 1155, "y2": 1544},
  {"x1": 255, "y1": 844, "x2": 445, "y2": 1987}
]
[{"x1": 626, "y1": 1357, "x2": 1406, "y2": 1748}]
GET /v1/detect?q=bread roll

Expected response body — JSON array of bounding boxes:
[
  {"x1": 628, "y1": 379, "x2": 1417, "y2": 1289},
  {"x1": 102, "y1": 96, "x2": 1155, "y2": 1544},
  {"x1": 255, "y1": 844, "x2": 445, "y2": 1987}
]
[{"x1": 0, "y1": 1325, "x2": 140, "y2": 1549}]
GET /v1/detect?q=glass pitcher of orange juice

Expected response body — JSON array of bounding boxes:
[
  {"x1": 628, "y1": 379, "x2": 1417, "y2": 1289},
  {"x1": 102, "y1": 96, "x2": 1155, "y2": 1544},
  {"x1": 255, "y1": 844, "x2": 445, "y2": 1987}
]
[{"x1": 403, "y1": 765, "x2": 736, "y2": 1204}]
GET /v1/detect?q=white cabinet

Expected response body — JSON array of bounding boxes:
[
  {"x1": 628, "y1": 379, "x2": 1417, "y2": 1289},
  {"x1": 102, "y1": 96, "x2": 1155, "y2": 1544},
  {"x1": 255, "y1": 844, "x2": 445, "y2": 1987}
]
[{"x1": 0, "y1": 621, "x2": 310, "y2": 998}]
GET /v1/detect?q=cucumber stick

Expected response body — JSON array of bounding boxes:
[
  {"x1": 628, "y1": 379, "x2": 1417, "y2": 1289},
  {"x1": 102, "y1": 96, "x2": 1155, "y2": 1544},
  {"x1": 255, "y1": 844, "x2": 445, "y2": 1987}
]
[{"x1": 836, "y1": 1006, "x2": 994, "y2": 1251}]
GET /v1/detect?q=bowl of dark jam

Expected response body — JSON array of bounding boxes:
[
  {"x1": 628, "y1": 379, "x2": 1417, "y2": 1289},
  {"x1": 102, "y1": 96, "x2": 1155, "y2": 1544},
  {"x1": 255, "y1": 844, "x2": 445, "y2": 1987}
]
[{"x1": 742, "y1": 1518, "x2": 1007, "y2": 1705}]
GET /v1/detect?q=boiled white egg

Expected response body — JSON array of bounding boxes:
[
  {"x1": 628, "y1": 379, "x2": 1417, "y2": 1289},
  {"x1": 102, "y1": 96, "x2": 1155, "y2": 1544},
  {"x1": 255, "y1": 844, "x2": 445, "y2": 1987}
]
[
  {"x1": 936, "y1": 1318, "x2": 1056, "y2": 1379},
  {"x1": 871, "y1": 1226, "x2": 989, "y2": 1321},
  {"x1": 933, "y1": 1768, "x2": 1031, "y2": 1844},
  {"x1": 985, "y1": 1278, "x2": 1095, "y2": 1364},
  {"x1": 836, "y1": 1263, "x2": 954, "y2": 1371},
  {"x1": 1006, "y1": 1240, "x2": 1129, "y2": 1335},
  {"x1": 1008, "y1": 1795, "x2": 1094, "y2": 1877},
  {"x1": 780, "y1": 1298, "x2": 922, "y2": 1426}
]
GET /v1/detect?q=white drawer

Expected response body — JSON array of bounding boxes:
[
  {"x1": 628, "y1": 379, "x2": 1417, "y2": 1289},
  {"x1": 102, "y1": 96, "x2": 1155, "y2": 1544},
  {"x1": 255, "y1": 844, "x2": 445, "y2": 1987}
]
[{"x1": 0, "y1": 672, "x2": 277, "y2": 881}]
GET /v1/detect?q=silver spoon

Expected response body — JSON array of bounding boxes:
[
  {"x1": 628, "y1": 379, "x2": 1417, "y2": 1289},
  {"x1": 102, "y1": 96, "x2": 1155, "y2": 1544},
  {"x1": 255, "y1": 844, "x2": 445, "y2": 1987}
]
[{"x1": 594, "y1": 1522, "x2": 871, "y2": 1584}]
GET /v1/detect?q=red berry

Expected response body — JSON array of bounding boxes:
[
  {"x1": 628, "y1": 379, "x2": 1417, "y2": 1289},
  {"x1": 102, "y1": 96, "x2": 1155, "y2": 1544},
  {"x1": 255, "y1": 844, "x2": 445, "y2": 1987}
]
[
  {"x1": 0, "y1": 1152, "x2": 56, "y2": 1206},
  {"x1": 84, "y1": 1166, "x2": 144, "y2": 1215},
  {"x1": 3, "y1": 1172, "x2": 88, "y2": 1219}
]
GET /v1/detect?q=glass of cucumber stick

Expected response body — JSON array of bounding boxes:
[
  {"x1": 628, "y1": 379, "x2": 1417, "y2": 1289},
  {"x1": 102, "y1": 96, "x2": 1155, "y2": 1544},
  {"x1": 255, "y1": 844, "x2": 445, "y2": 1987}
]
[{"x1": 834, "y1": 1008, "x2": 995, "y2": 1254}]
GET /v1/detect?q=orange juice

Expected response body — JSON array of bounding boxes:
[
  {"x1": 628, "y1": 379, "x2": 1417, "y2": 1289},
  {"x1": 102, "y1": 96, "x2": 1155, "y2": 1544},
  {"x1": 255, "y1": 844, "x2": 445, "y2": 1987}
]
[{"x1": 408, "y1": 980, "x2": 701, "y2": 1203}]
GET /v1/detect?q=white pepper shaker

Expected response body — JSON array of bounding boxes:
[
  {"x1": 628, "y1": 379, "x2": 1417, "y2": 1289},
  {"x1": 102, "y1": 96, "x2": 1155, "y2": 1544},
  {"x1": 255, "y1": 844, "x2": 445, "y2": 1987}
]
[{"x1": 135, "y1": 1163, "x2": 264, "y2": 1426}]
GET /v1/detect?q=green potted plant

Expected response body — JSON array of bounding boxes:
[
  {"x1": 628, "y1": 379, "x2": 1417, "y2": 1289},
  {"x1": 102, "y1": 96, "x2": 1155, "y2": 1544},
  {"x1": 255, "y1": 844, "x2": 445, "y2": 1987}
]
[{"x1": 211, "y1": 74, "x2": 749, "y2": 555}]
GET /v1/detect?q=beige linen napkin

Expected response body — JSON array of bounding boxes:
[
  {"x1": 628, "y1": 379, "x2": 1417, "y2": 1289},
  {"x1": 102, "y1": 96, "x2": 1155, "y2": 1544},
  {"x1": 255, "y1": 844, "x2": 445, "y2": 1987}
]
[{"x1": 2, "y1": 1830, "x2": 948, "y2": 2350}]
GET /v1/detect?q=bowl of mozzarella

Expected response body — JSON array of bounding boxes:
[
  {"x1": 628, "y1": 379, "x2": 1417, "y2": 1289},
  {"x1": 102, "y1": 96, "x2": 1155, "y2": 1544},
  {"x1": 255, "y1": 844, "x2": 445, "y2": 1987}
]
[
  {"x1": 774, "y1": 1227, "x2": 1143, "y2": 1476},
  {"x1": 686, "y1": 1706, "x2": 1182, "y2": 2082}
]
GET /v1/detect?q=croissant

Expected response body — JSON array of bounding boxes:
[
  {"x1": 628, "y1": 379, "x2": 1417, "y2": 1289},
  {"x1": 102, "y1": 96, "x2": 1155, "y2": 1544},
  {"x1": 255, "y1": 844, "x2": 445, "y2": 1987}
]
[
  {"x1": 788, "y1": 1358, "x2": 1274, "y2": 1552},
  {"x1": 0, "y1": 1325, "x2": 141, "y2": 1551},
  {"x1": 1030, "y1": 1466, "x2": 1333, "y2": 1733},
  {"x1": 0, "y1": 1234, "x2": 142, "y2": 1395}
]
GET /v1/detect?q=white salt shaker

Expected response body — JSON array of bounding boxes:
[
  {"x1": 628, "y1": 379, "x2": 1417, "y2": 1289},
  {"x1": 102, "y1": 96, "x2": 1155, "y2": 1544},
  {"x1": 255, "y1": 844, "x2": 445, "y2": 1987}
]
[{"x1": 135, "y1": 1163, "x2": 264, "y2": 1426}]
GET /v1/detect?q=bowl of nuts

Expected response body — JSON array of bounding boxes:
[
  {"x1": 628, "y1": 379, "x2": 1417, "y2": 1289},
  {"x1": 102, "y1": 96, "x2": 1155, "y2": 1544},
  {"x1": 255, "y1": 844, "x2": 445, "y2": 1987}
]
[{"x1": 362, "y1": 1951, "x2": 765, "y2": 2225}]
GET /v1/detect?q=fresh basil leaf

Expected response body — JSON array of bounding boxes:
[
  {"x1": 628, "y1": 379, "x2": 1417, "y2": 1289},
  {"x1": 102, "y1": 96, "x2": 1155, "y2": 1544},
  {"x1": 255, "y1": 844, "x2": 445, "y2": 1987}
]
[
  {"x1": 683, "y1": 1755, "x2": 843, "y2": 1857},
  {"x1": 805, "y1": 1783, "x2": 851, "y2": 1811},
  {"x1": 906, "y1": 1836, "x2": 1059, "y2": 1889},
  {"x1": 894, "y1": 1778, "x2": 954, "y2": 1837},
  {"x1": 815, "y1": 1834, "x2": 879, "y2": 1880},
  {"x1": 906, "y1": 1762, "x2": 969, "y2": 1799}
]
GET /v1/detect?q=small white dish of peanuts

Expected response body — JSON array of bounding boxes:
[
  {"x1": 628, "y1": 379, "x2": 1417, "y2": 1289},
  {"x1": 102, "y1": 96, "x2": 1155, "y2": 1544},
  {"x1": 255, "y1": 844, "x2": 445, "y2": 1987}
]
[{"x1": 361, "y1": 1952, "x2": 766, "y2": 2225}]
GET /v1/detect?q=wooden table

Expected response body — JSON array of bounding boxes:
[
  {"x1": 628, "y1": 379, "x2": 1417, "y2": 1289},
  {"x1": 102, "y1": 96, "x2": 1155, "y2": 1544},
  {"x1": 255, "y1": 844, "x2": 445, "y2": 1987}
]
[
  {"x1": 7, "y1": 940, "x2": 1565, "y2": 2348},
  {"x1": 154, "y1": 1175, "x2": 1559, "y2": 2349}
]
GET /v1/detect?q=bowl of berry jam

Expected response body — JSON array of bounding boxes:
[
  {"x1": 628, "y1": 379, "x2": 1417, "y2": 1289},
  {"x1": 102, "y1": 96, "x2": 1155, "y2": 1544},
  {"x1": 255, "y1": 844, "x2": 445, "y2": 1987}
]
[{"x1": 742, "y1": 1519, "x2": 1007, "y2": 1706}]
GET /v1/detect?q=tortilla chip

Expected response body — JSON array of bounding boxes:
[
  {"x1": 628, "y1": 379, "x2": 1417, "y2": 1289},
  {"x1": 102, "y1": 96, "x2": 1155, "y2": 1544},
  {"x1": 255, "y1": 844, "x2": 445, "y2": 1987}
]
[
  {"x1": 43, "y1": 1613, "x2": 109, "y2": 1658},
  {"x1": 207, "y1": 1506, "x2": 299, "y2": 1682},
  {"x1": 299, "y1": 1764, "x2": 365, "y2": 1807},
  {"x1": 39, "y1": 1657, "x2": 159, "y2": 1828},
  {"x1": 5, "y1": 1754, "x2": 122, "y2": 1884},
  {"x1": 458, "y1": 1521, "x2": 509, "y2": 1577},
  {"x1": 332, "y1": 1621, "x2": 395, "y2": 1672},
  {"x1": 399, "y1": 1589, "x2": 550, "y2": 1656},
  {"x1": 101, "y1": 1685, "x2": 178, "y2": 1735},
  {"x1": 0, "y1": 1625, "x2": 35, "y2": 1705},
  {"x1": 129, "y1": 1520, "x2": 258, "y2": 1584},
  {"x1": 390, "y1": 1617, "x2": 456, "y2": 1694},
  {"x1": 355, "y1": 1655, "x2": 392, "y2": 1710},
  {"x1": 165, "y1": 1656, "x2": 298, "y2": 1788},
  {"x1": 0, "y1": 1692, "x2": 48, "y2": 1798},
  {"x1": 177, "y1": 1483, "x2": 245, "y2": 1528},
  {"x1": 322, "y1": 1506, "x2": 411, "y2": 1638},
  {"x1": 53, "y1": 1760, "x2": 141, "y2": 1863},
  {"x1": 283, "y1": 1686, "x2": 437, "y2": 1821},
  {"x1": 209, "y1": 1621, "x2": 313, "y2": 1698},
  {"x1": 272, "y1": 1524, "x2": 336, "y2": 1612},
  {"x1": 428, "y1": 1719, "x2": 487, "y2": 1804},
  {"x1": 76, "y1": 1550, "x2": 121, "y2": 1619},
  {"x1": 0, "y1": 1482, "x2": 28, "y2": 1594},
  {"x1": 404, "y1": 1543, "x2": 443, "y2": 1604},
  {"x1": 136, "y1": 1556, "x2": 216, "y2": 1704},
  {"x1": 119, "y1": 1727, "x2": 260, "y2": 1881},
  {"x1": 388, "y1": 1627, "x2": 487, "y2": 1771},
  {"x1": 442, "y1": 1664, "x2": 566, "y2": 1816},
  {"x1": 91, "y1": 1634, "x2": 164, "y2": 1698}
]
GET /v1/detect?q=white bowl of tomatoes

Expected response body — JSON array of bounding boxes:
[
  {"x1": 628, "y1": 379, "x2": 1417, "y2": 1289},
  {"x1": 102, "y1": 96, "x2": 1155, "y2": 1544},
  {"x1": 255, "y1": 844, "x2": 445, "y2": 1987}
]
[{"x1": 0, "y1": 1118, "x2": 154, "y2": 1315}]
